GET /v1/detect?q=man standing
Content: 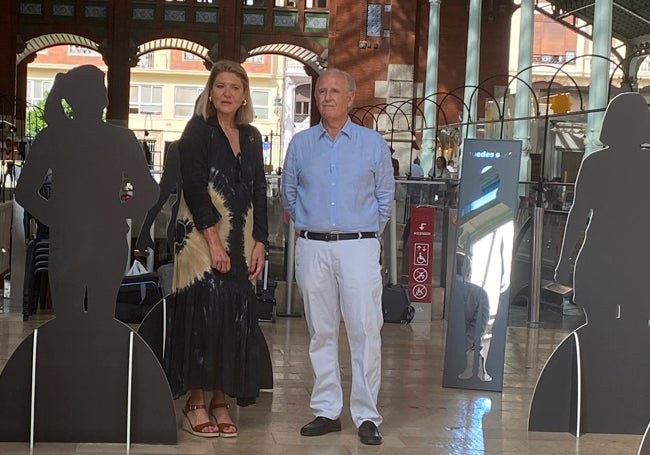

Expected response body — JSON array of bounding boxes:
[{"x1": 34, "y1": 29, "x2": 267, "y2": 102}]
[{"x1": 281, "y1": 68, "x2": 394, "y2": 445}]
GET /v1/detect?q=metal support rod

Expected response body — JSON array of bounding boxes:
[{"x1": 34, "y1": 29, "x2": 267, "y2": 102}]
[
  {"x1": 278, "y1": 218, "x2": 301, "y2": 317},
  {"x1": 146, "y1": 220, "x2": 155, "y2": 272},
  {"x1": 528, "y1": 206, "x2": 544, "y2": 327},
  {"x1": 389, "y1": 200, "x2": 398, "y2": 285}
]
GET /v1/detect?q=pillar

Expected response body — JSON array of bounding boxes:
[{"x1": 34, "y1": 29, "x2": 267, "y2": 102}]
[
  {"x1": 514, "y1": 0, "x2": 534, "y2": 182},
  {"x1": 421, "y1": 0, "x2": 442, "y2": 175},
  {"x1": 584, "y1": 0, "x2": 613, "y2": 156}
]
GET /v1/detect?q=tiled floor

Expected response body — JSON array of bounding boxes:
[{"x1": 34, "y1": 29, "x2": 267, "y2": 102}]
[{"x1": 0, "y1": 306, "x2": 643, "y2": 454}]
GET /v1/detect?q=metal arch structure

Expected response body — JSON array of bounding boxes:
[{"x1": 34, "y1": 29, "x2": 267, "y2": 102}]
[
  {"x1": 351, "y1": 93, "x2": 467, "y2": 172},
  {"x1": 349, "y1": 101, "x2": 418, "y2": 140},
  {"x1": 479, "y1": 73, "x2": 541, "y2": 138},
  {"x1": 535, "y1": 54, "x2": 628, "y2": 183},
  {"x1": 534, "y1": 0, "x2": 650, "y2": 87},
  {"x1": 535, "y1": 0, "x2": 650, "y2": 47}
]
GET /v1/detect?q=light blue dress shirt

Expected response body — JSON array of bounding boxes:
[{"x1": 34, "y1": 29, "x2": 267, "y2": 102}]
[{"x1": 282, "y1": 118, "x2": 395, "y2": 233}]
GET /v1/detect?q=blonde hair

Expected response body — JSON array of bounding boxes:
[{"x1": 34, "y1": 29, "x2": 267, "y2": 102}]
[{"x1": 195, "y1": 59, "x2": 254, "y2": 125}]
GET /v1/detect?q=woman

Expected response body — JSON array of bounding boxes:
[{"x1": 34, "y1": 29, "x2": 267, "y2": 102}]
[
  {"x1": 428, "y1": 156, "x2": 451, "y2": 202},
  {"x1": 165, "y1": 59, "x2": 268, "y2": 438},
  {"x1": 428, "y1": 156, "x2": 451, "y2": 179}
]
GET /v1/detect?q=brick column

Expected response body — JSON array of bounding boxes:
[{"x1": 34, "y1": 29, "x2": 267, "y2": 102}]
[
  {"x1": 105, "y1": 0, "x2": 134, "y2": 127},
  {"x1": 219, "y1": 1, "x2": 243, "y2": 61},
  {"x1": 0, "y1": 1, "x2": 18, "y2": 104}
]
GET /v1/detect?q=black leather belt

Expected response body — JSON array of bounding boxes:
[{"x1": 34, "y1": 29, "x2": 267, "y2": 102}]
[{"x1": 299, "y1": 231, "x2": 377, "y2": 241}]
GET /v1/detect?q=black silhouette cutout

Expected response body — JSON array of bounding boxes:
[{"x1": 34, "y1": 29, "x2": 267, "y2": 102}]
[
  {"x1": 136, "y1": 140, "x2": 181, "y2": 257},
  {"x1": 530, "y1": 92, "x2": 650, "y2": 436},
  {"x1": 0, "y1": 65, "x2": 177, "y2": 443}
]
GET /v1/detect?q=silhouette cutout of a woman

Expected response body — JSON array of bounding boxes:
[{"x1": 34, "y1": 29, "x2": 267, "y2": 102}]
[
  {"x1": 531, "y1": 92, "x2": 650, "y2": 435},
  {"x1": 16, "y1": 65, "x2": 159, "y2": 323}
]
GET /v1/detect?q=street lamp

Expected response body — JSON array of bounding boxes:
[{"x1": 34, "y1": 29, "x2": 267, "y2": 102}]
[{"x1": 273, "y1": 90, "x2": 282, "y2": 115}]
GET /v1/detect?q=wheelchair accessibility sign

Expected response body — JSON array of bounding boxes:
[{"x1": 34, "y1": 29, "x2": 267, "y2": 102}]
[
  {"x1": 413, "y1": 244, "x2": 430, "y2": 266},
  {"x1": 408, "y1": 206, "x2": 434, "y2": 303}
]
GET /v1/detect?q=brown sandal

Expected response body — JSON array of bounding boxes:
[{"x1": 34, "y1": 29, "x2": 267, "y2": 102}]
[
  {"x1": 182, "y1": 400, "x2": 220, "y2": 438},
  {"x1": 210, "y1": 402, "x2": 238, "y2": 437}
]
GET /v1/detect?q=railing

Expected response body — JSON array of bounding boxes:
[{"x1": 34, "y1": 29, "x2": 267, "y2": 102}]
[
  {"x1": 261, "y1": 177, "x2": 580, "y2": 327},
  {"x1": 12, "y1": 173, "x2": 579, "y2": 327}
]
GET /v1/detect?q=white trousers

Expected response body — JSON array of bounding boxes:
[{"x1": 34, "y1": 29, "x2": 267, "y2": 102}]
[{"x1": 295, "y1": 236, "x2": 384, "y2": 428}]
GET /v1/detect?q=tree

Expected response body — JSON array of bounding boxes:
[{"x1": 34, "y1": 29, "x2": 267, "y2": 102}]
[{"x1": 25, "y1": 93, "x2": 73, "y2": 137}]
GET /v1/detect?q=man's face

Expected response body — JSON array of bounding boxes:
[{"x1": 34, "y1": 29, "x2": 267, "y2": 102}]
[{"x1": 315, "y1": 72, "x2": 355, "y2": 123}]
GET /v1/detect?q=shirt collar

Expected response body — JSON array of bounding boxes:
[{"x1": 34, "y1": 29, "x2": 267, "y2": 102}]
[{"x1": 317, "y1": 117, "x2": 353, "y2": 139}]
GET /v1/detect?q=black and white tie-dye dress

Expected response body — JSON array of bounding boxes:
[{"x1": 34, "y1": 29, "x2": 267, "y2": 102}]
[{"x1": 164, "y1": 115, "x2": 268, "y2": 406}]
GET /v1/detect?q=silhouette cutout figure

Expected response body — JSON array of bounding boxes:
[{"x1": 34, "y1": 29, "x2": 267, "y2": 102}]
[
  {"x1": 136, "y1": 140, "x2": 181, "y2": 257},
  {"x1": 0, "y1": 65, "x2": 177, "y2": 443},
  {"x1": 530, "y1": 92, "x2": 650, "y2": 436}
]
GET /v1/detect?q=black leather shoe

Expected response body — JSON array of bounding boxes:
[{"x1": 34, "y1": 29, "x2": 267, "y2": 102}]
[
  {"x1": 300, "y1": 416, "x2": 342, "y2": 436},
  {"x1": 358, "y1": 420, "x2": 382, "y2": 445}
]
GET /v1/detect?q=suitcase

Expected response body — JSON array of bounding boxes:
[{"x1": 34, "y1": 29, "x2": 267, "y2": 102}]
[
  {"x1": 116, "y1": 271, "x2": 162, "y2": 324},
  {"x1": 381, "y1": 283, "x2": 415, "y2": 324}
]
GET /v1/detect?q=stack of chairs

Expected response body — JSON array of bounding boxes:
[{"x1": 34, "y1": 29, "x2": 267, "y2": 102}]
[{"x1": 22, "y1": 238, "x2": 50, "y2": 320}]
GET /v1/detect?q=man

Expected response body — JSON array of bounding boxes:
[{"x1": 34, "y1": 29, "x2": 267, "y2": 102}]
[
  {"x1": 406, "y1": 157, "x2": 424, "y2": 178},
  {"x1": 281, "y1": 68, "x2": 394, "y2": 446}
]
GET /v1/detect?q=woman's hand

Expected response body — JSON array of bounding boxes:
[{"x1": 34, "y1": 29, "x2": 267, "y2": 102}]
[
  {"x1": 248, "y1": 241, "x2": 266, "y2": 281},
  {"x1": 201, "y1": 225, "x2": 231, "y2": 273},
  {"x1": 210, "y1": 242, "x2": 231, "y2": 274}
]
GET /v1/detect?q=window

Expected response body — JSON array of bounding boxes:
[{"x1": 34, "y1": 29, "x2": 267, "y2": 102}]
[
  {"x1": 27, "y1": 79, "x2": 53, "y2": 105},
  {"x1": 243, "y1": 0, "x2": 265, "y2": 5},
  {"x1": 366, "y1": 4, "x2": 382, "y2": 37},
  {"x1": 129, "y1": 85, "x2": 163, "y2": 115},
  {"x1": 68, "y1": 45, "x2": 101, "y2": 57},
  {"x1": 137, "y1": 53, "x2": 154, "y2": 69},
  {"x1": 306, "y1": 0, "x2": 326, "y2": 7},
  {"x1": 294, "y1": 83, "x2": 311, "y2": 123},
  {"x1": 246, "y1": 55, "x2": 265, "y2": 64},
  {"x1": 175, "y1": 86, "x2": 203, "y2": 117},
  {"x1": 275, "y1": 0, "x2": 296, "y2": 6},
  {"x1": 183, "y1": 52, "x2": 203, "y2": 61},
  {"x1": 251, "y1": 90, "x2": 270, "y2": 120}
]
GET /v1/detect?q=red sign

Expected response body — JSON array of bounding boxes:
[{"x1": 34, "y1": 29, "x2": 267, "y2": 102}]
[{"x1": 407, "y1": 206, "x2": 435, "y2": 303}]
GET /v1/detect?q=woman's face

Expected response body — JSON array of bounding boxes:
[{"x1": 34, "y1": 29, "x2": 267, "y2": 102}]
[
  {"x1": 436, "y1": 158, "x2": 445, "y2": 168},
  {"x1": 210, "y1": 71, "x2": 246, "y2": 117}
]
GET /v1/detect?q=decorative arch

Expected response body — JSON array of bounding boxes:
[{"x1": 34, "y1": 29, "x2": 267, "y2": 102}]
[
  {"x1": 17, "y1": 34, "x2": 100, "y2": 64},
  {"x1": 137, "y1": 38, "x2": 210, "y2": 62},
  {"x1": 248, "y1": 43, "x2": 326, "y2": 74}
]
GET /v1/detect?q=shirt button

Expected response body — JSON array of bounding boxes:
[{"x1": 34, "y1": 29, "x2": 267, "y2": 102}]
[{"x1": 330, "y1": 202, "x2": 335, "y2": 206}]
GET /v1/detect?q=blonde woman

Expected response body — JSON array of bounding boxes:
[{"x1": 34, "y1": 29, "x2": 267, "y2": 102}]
[{"x1": 165, "y1": 60, "x2": 268, "y2": 438}]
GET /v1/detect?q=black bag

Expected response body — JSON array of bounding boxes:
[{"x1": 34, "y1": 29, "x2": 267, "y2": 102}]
[
  {"x1": 381, "y1": 283, "x2": 415, "y2": 324},
  {"x1": 116, "y1": 272, "x2": 162, "y2": 324}
]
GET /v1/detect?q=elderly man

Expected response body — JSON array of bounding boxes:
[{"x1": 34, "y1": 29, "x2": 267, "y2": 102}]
[{"x1": 281, "y1": 68, "x2": 394, "y2": 445}]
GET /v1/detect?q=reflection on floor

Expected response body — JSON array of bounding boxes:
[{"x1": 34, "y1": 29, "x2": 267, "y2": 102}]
[{"x1": 0, "y1": 305, "x2": 642, "y2": 454}]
